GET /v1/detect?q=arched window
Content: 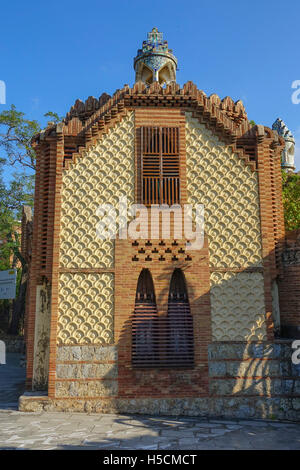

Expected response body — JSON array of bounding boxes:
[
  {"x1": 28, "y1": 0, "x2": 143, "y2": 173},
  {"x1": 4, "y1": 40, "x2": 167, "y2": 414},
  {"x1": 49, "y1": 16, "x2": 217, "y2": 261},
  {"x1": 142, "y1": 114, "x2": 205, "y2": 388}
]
[
  {"x1": 132, "y1": 269, "x2": 158, "y2": 368},
  {"x1": 167, "y1": 269, "x2": 194, "y2": 367}
]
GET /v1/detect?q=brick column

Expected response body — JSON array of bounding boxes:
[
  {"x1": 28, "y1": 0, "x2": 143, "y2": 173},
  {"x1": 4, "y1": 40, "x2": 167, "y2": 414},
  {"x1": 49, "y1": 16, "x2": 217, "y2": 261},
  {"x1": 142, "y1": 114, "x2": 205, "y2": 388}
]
[
  {"x1": 47, "y1": 132, "x2": 64, "y2": 398},
  {"x1": 256, "y1": 138, "x2": 277, "y2": 340}
]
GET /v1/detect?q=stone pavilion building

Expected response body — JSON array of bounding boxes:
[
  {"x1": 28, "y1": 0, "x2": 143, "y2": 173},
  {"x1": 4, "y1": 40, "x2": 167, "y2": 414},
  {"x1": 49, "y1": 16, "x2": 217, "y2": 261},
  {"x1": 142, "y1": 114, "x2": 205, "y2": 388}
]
[{"x1": 20, "y1": 28, "x2": 300, "y2": 419}]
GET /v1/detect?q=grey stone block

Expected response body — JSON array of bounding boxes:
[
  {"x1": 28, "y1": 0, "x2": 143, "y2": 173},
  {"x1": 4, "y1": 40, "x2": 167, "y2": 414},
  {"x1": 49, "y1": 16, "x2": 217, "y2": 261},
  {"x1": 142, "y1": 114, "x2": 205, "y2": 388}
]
[
  {"x1": 209, "y1": 378, "x2": 283, "y2": 396},
  {"x1": 208, "y1": 362, "x2": 226, "y2": 376},
  {"x1": 56, "y1": 345, "x2": 117, "y2": 362},
  {"x1": 56, "y1": 363, "x2": 118, "y2": 379},
  {"x1": 55, "y1": 379, "x2": 118, "y2": 398}
]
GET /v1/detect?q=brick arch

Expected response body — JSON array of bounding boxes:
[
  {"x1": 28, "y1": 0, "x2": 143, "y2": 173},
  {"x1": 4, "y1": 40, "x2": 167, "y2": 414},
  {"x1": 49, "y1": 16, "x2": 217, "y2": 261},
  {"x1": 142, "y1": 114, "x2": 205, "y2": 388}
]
[{"x1": 135, "y1": 268, "x2": 156, "y2": 302}]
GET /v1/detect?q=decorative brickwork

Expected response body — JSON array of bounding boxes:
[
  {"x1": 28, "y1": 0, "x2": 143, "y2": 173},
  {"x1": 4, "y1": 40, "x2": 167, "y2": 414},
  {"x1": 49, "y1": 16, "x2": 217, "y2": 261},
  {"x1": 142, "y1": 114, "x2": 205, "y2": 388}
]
[
  {"x1": 114, "y1": 235, "x2": 212, "y2": 399},
  {"x1": 23, "y1": 66, "x2": 296, "y2": 419},
  {"x1": 59, "y1": 111, "x2": 135, "y2": 269},
  {"x1": 57, "y1": 272, "x2": 114, "y2": 345},
  {"x1": 210, "y1": 272, "x2": 266, "y2": 341},
  {"x1": 186, "y1": 113, "x2": 263, "y2": 268},
  {"x1": 185, "y1": 113, "x2": 268, "y2": 342}
]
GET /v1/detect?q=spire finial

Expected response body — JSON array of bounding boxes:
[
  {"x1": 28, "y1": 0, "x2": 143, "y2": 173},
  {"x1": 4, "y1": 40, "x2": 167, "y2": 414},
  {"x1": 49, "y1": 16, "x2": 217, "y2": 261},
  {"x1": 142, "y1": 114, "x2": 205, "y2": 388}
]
[
  {"x1": 134, "y1": 28, "x2": 177, "y2": 85},
  {"x1": 272, "y1": 118, "x2": 295, "y2": 172}
]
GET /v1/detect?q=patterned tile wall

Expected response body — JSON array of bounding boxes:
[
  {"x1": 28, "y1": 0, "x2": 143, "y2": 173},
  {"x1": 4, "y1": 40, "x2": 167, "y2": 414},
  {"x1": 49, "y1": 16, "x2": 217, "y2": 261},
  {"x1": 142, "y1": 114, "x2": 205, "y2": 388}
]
[
  {"x1": 57, "y1": 112, "x2": 135, "y2": 345},
  {"x1": 186, "y1": 113, "x2": 266, "y2": 340}
]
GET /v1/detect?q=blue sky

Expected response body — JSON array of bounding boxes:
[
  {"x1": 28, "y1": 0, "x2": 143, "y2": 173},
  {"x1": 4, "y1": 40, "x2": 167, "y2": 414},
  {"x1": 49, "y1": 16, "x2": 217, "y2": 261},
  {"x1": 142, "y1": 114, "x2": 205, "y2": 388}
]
[{"x1": 1, "y1": 0, "x2": 300, "y2": 178}]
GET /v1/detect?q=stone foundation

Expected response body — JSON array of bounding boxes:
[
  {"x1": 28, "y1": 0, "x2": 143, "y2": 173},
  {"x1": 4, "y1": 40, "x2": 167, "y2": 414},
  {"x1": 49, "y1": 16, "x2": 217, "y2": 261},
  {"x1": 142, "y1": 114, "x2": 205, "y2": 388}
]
[
  {"x1": 55, "y1": 345, "x2": 118, "y2": 398},
  {"x1": 19, "y1": 395, "x2": 300, "y2": 421},
  {"x1": 19, "y1": 340, "x2": 300, "y2": 421}
]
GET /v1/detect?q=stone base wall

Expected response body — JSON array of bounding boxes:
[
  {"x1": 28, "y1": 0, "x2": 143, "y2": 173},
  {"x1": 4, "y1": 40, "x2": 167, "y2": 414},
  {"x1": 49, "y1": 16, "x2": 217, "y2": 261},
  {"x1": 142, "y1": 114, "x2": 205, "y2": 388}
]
[
  {"x1": 55, "y1": 345, "x2": 118, "y2": 398},
  {"x1": 208, "y1": 341, "x2": 300, "y2": 398},
  {"x1": 19, "y1": 341, "x2": 300, "y2": 421},
  {"x1": 18, "y1": 395, "x2": 300, "y2": 421}
]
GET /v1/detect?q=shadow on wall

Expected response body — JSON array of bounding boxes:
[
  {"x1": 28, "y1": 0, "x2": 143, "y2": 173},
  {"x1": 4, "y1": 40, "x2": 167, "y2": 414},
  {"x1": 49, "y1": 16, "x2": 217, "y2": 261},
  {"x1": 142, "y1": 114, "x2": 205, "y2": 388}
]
[
  {"x1": 98, "y1": 241, "x2": 300, "y2": 419},
  {"x1": 24, "y1": 238, "x2": 300, "y2": 420}
]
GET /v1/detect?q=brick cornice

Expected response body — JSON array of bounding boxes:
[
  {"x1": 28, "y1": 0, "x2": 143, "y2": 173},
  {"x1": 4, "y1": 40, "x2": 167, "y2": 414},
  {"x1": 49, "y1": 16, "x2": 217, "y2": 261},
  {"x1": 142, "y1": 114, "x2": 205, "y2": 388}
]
[{"x1": 31, "y1": 81, "x2": 285, "y2": 173}]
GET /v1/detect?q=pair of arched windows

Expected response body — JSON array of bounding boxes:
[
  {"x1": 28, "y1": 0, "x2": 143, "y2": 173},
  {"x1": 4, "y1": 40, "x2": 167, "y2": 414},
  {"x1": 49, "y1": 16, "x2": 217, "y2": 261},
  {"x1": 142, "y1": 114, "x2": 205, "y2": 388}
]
[{"x1": 132, "y1": 268, "x2": 194, "y2": 368}]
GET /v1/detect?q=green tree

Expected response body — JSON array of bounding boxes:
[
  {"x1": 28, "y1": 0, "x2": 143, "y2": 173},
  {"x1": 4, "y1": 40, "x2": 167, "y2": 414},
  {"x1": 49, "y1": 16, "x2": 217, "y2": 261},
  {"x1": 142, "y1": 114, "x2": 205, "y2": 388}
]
[
  {"x1": 0, "y1": 105, "x2": 60, "y2": 334},
  {"x1": 44, "y1": 111, "x2": 63, "y2": 124},
  {"x1": 0, "y1": 104, "x2": 62, "y2": 171},
  {"x1": 0, "y1": 104, "x2": 40, "y2": 171},
  {"x1": 0, "y1": 163, "x2": 34, "y2": 334},
  {"x1": 281, "y1": 170, "x2": 300, "y2": 231},
  {"x1": 0, "y1": 104, "x2": 37, "y2": 272}
]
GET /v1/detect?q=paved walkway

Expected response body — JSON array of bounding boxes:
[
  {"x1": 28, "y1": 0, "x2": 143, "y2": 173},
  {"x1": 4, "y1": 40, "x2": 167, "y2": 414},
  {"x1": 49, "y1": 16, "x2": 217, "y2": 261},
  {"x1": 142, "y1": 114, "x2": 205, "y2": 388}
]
[
  {"x1": 0, "y1": 352, "x2": 26, "y2": 410},
  {"x1": 1, "y1": 410, "x2": 300, "y2": 450},
  {"x1": 0, "y1": 353, "x2": 300, "y2": 450}
]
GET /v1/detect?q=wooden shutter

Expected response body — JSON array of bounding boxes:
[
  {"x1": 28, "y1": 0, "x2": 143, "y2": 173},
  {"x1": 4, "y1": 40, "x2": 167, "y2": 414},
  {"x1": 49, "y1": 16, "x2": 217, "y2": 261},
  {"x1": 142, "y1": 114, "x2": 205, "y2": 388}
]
[
  {"x1": 141, "y1": 127, "x2": 180, "y2": 205},
  {"x1": 141, "y1": 127, "x2": 160, "y2": 205}
]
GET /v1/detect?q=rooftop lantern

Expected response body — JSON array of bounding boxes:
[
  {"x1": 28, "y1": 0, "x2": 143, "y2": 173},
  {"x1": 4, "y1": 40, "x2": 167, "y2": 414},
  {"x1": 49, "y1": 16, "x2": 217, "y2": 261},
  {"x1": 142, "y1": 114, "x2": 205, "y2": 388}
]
[
  {"x1": 134, "y1": 27, "x2": 178, "y2": 85},
  {"x1": 272, "y1": 118, "x2": 295, "y2": 173}
]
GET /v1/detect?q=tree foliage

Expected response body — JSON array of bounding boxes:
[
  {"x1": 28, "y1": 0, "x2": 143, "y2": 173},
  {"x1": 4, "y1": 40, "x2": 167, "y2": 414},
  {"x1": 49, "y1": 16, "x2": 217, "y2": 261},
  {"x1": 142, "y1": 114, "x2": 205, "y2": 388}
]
[
  {"x1": 0, "y1": 104, "x2": 63, "y2": 334},
  {"x1": 0, "y1": 105, "x2": 44, "y2": 333},
  {"x1": 44, "y1": 111, "x2": 63, "y2": 124},
  {"x1": 0, "y1": 104, "x2": 40, "y2": 171},
  {"x1": 0, "y1": 170, "x2": 33, "y2": 267},
  {"x1": 0, "y1": 104, "x2": 37, "y2": 271},
  {"x1": 0, "y1": 158, "x2": 34, "y2": 334},
  {"x1": 0, "y1": 105, "x2": 63, "y2": 171},
  {"x1": 281, "y1": 170, "x2": 300, "y2": 231}
]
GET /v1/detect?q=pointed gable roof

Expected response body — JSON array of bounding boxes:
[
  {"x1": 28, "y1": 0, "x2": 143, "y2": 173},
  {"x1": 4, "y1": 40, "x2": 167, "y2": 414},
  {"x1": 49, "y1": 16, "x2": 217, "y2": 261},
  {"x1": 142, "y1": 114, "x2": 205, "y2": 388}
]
[{"x1": 32, "y1": 81, "x2": 284, "y2": 172}]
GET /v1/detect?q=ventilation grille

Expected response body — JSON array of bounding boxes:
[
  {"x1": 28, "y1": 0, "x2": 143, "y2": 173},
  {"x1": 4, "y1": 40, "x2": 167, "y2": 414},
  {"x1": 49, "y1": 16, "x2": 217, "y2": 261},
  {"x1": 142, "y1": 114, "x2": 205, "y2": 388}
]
[
  {"x1": 141, "y1": 127, "x2": 180, "y2": 205},
  {"x1": 132, "y1": 304, "x2": 194, "y2": 368},
  {"x1": 132, "y1": 269, "x2": 194, "y2": 369}
]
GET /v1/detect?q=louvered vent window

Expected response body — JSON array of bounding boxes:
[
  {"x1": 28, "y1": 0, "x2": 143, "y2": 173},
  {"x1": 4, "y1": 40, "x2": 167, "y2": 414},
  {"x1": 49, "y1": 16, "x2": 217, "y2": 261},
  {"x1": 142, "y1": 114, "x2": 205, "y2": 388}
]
[
  {"x1": 132, "y1": 269, "x2": 158, "y2": 368},
  {"x1": 167, "y1": 269, "x2": 194, "y2": 367},
  {"x1": 132, "y1": 268, "x2": 194, "y2": 369},
  {"x1": 141, "y1": 127, "x2": 180, "y2": 206}
]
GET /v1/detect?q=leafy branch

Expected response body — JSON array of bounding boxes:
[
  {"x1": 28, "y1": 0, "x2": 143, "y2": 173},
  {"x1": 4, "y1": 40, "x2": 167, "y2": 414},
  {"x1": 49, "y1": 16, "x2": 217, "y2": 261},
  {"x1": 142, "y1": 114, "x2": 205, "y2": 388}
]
[{"x1": 281, "y1": 170, "x2": 300, "y2": 231}]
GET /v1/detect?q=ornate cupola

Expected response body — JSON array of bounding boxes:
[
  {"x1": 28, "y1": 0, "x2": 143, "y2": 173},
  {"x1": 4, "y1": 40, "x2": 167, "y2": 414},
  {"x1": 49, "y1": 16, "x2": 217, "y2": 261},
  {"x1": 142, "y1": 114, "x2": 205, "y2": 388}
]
[
  {"x1": 134, "y1": 27, "x2": 177, "y2": 85},
  {"x1": 272, "y1": 118, "x2": 296, "y2": 173}
]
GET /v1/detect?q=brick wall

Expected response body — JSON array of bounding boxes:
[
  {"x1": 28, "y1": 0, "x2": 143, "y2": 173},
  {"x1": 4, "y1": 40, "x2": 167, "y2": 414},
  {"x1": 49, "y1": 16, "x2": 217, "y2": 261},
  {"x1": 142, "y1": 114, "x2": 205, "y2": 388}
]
[
  {"x1": 278, "y1": 229, "x2": 300, "y2": 338},
  {"x1": 22, "y1": 82, "x2": 292, "y2": 418},
  {"x1": 115, "y1": 236, "x2": 211, "y2": 399}
]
